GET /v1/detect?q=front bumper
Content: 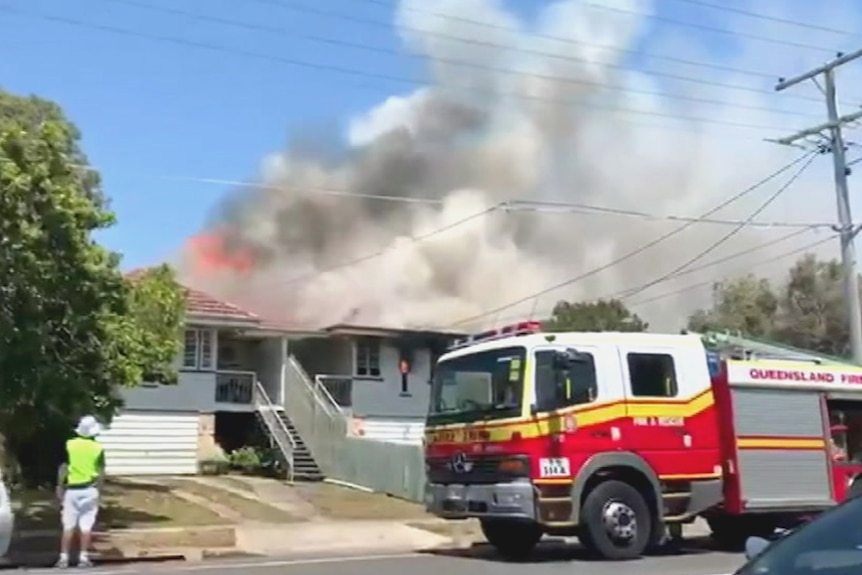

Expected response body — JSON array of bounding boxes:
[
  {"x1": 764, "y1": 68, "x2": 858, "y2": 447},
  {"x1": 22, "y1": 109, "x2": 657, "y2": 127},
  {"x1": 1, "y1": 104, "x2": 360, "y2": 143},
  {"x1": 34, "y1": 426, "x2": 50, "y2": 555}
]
[{"x1": 425, "y1": 481, "x2": 537, "y2": 520}]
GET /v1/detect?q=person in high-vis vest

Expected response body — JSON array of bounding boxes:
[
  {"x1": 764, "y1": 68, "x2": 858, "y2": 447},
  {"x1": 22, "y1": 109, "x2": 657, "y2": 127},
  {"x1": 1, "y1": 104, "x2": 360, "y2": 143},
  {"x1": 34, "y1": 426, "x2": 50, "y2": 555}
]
[{"x1": 55, "y1": 415, "x2": 105, "y2": 568}]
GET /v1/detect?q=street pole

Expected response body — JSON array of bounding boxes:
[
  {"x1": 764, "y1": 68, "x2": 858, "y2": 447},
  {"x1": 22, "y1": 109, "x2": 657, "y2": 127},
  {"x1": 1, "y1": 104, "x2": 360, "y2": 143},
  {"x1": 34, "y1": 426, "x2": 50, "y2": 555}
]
[{"x1": 774, "y1": 50, "x2": 862, "y2": 364}]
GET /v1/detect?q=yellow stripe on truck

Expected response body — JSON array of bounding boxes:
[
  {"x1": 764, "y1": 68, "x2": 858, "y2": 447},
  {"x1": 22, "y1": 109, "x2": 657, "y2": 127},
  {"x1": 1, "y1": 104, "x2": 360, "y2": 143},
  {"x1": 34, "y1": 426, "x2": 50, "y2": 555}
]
[{"x1": 426, "y1": 389, "x2": 715, "y2": 445}]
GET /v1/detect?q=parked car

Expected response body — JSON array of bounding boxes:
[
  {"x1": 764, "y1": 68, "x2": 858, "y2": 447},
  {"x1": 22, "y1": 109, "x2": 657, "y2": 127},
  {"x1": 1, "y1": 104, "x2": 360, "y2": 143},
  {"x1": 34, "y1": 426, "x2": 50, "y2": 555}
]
[
  {"x1": 0, "y1": 471, "x2": 12, "y2": 558},
  {"x1": 737, "y1": 496, "x2": 862, "y2": 574}
]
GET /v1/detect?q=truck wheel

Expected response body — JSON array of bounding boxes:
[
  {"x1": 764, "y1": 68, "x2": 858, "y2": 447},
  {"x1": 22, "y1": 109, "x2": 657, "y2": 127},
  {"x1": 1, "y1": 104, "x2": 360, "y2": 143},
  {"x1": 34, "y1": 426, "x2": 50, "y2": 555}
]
[
  {"x1": 480, "y1": 519, "x2": 542, "y2": 560},
  {"x1": 579, "y1": 480, "x2": 652, "y2": 560},
  {"x1": 849, "y1": 476, "x2": 862, "y2": 498}
]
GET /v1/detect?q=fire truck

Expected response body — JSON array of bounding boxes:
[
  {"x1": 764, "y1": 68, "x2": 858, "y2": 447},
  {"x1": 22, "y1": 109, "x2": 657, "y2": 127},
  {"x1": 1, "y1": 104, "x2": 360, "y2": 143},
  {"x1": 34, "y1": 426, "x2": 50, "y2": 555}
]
[{"x1": 423, "y1": 322, "x2": 862, "y2": 560}]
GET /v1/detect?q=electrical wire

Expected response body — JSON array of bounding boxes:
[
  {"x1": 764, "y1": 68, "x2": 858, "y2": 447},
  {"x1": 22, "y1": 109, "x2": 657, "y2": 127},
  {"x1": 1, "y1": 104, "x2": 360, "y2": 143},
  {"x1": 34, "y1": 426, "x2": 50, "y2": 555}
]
[
  {"x1": 618, "y1": 150, "x2": 819, "y2": 299},
  {"x1": 165, "y1": 175, "x2": 836, "y2": 230},
  {"x1": 0, "y1": 3, "x2": 795, "y2": 135},
  {"x1": 443, "y1": 151, "x2": 816, "y2": 328},
  {"x1": 100, "y1": 0, "x2": 823, "y2": 121},
  {"x1": 584, "y1": 2, "x2": 847, "y2": 54},
  {"x1": 503, "y1": 200, "x2": 831, "y2": 229},
  {"x1": 269, "y1": 204, "x2": 501, "y2": 288},
  {"x1": 351, "y1": 0, "x2": 852, "y2": 79},
  {"x1": 661, "y1": 0, "x2": 858, "y2": 38},
  {"x1": 486, "y1": 229, "x2": 833, "y2": 325},
  {"x1": 246, "y1": 0, "x2": 834, "y2": 108},
  {"x1": 627, "y1": 233, "x2": 838, "y2": 307},
  {"x1": 609, "y1": 228, "x2": 812, "y2": 297}
]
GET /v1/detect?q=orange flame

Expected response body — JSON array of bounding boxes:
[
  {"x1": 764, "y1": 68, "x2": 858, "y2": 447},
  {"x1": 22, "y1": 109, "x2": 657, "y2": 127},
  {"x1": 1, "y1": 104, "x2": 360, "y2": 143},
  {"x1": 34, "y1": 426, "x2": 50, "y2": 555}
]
[{"x1": 187, "y1": 232, "x2": 254, "y2": 276}]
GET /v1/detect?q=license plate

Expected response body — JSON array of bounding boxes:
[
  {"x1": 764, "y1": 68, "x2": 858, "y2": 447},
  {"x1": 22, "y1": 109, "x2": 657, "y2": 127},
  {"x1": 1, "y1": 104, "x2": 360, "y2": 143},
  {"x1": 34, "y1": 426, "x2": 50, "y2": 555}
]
[{"x1": 539, "y1": 457, "x2": 571, "y2": 478}]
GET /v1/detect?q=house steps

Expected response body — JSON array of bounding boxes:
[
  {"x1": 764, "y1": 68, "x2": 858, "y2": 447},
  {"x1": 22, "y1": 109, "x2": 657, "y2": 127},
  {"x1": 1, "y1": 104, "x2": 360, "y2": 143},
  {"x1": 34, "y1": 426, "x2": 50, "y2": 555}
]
[{"x1": 277, "y1": 412, "x2": 325, "y2": 482}]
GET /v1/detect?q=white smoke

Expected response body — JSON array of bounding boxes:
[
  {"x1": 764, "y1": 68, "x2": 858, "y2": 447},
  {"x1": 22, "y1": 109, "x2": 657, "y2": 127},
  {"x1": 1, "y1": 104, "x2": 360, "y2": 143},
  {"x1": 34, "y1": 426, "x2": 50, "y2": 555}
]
[{"x1": 183, "y1": 0, "x2": 862, "y2": 332}]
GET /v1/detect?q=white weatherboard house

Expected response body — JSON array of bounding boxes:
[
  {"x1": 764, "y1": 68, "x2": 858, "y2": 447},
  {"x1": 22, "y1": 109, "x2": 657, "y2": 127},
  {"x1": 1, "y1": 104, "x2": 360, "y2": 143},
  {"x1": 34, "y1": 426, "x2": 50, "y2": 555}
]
[{"x1": 100, "y1": 275, "x2": 461, "y2": 479}]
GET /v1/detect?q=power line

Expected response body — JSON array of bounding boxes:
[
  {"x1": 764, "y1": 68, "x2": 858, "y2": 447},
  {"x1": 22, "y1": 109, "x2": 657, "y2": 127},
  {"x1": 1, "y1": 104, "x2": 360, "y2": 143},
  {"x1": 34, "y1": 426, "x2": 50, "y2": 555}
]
[
  {"x1": 627, "y1": 233, "x2": 838, "y2": 307},
  {"x1": 95, "y1": 0, "x2": 826, "y2": 122},
  {"x1": 274, "y1": 0, "x2": 840, "y2": 59},
  {"x1": 618, "y1": 151, "x2": 818, "y2": 299},
  {"x1": 487, "y1": 230, "x2": 833, "y2": 325},
  {"x1": 587, "y1": 3, "x2": 847, "y2": 54},
  {"x1": 0, "y1": 4, "x2": 794, "y2": 134},
  {"x1": 504, "y1": 200, "x2": 831, "y2": 230},
  {"x1": 609, "y1": 228, "x2": 812, "y2": 298},
  {"x1": 247, "y1": 0, "x2": 833, "y2": 108},
  {"x1": 165, "y1": 175, "x2": 836, "y2": 230},
  {"x1": 247, "y1": 205, "x2": 501, "y2": 288},
  {"x1": 666, "y1": 0, "x2": 858, "y2": 38},
  {"x1": 443, "y1": 152, "x2": 816, "y2": 328}
]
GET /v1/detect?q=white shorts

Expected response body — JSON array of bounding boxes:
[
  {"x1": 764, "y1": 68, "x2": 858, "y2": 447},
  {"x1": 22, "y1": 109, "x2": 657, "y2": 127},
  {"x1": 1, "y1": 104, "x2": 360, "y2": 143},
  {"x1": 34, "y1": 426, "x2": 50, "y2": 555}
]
[{"x1": 61, "y1": 487, "x2": 99, "y2": 533}]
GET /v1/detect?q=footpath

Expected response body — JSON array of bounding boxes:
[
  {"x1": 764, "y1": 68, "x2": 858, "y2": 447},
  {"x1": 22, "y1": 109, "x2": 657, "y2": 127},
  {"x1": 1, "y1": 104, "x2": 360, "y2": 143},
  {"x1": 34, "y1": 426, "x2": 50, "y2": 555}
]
[{"x1": 7, "y1": 476, "x2": 712, "y2": 566}]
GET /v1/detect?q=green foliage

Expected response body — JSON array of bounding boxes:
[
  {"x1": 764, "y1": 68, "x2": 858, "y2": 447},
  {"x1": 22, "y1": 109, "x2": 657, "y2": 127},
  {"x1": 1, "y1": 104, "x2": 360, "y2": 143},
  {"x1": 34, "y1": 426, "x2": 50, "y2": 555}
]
[
  {"x1": 229, "y1": 446, "x2": 262, "y2": 472},
  {"x1": 0, "y1": 88, "x2": 186, "y2": 484},
  {"x1": 544, "y1": 298, "x2": 648, "y2": 332},
  {"x1": 687, "y1": 254, "x2": 854, "y2": 357}
]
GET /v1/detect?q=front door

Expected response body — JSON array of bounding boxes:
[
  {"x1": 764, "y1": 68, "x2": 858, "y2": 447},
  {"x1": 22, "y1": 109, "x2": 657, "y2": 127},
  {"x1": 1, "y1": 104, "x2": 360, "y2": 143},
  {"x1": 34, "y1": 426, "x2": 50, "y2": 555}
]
[
  {"x1": 531, "y1": 343, "x2": 625, "y2": 481},
  {"x1": 618, "y1": 343, "x2": 719, "y2": 480}
]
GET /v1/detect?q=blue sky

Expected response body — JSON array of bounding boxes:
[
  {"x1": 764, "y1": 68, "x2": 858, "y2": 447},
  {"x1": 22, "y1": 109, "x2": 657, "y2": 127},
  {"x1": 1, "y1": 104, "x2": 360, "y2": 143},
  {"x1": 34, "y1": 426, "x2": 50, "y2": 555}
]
[{"x1": 0, "y1": 0, "x2": 856, "y2": 273}]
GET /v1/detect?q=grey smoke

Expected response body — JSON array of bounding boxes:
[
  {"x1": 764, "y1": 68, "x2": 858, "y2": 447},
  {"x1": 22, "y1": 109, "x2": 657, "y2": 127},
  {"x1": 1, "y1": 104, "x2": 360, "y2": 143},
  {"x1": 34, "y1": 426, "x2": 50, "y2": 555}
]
[{"x1": 180, "y1": 0, "x2": 849, "y2": 331}]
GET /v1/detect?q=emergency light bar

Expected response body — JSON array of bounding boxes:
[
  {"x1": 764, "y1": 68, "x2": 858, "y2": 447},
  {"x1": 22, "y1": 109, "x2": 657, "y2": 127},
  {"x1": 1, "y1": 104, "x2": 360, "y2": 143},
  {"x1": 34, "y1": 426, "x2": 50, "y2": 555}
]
[{"x1": 448, "y1": 321, "x2": 542, "y2": 350}]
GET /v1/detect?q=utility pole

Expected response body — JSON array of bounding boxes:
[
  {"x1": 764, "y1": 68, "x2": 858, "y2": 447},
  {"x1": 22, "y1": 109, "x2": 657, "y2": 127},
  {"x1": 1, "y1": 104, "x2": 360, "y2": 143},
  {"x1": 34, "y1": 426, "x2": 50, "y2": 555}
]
[{"x1": 774, "y1": 49, "x2": 862, "y2": 364}]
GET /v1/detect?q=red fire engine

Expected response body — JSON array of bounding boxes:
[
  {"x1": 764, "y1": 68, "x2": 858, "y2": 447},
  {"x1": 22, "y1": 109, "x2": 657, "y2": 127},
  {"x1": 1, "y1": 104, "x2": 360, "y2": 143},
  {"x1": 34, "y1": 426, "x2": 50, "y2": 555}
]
[{"x1": 423, "y1": 322, "x2": 862, "y2": 560}]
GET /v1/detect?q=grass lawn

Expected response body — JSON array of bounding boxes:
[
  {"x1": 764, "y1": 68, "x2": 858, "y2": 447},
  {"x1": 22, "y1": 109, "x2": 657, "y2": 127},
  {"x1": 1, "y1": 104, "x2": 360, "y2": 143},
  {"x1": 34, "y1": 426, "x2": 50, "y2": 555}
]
[
  {"x1": 293, "y1": 482, "x2": 432, "y2": 520},
  {"x1": 165, "y1": 479, "x2": 303, "y2": 523},
  {"x1": 12, "y1": 478, "x2": 226, "y2": 531}
]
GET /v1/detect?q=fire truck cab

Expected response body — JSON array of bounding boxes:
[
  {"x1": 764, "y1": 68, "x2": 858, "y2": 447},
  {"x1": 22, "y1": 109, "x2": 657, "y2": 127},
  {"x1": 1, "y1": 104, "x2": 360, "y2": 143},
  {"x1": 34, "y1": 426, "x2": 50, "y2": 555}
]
[{"x1": 423, "y1": 322, "x2": 862, "y2": 560}]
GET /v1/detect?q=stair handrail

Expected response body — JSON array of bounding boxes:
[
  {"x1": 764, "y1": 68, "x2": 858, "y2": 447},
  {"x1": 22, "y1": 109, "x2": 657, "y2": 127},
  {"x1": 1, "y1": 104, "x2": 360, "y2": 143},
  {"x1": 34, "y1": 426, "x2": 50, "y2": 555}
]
[
  {"x1": 253, "y1": 379, "x2": 296, "y2": 481},
  {"x1": 287, "y1": 355, "x2": 340, "y2": 418},
  {"x1": 313, "y1": 375, "x2": 345, "y2": 414}
]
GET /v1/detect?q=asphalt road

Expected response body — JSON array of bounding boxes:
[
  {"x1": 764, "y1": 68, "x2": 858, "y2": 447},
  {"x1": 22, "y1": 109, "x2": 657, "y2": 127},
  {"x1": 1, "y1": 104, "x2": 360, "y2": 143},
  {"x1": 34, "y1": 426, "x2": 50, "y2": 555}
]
[{"x1": 15, "y1": 540, "x2": 745, "y2": 575}]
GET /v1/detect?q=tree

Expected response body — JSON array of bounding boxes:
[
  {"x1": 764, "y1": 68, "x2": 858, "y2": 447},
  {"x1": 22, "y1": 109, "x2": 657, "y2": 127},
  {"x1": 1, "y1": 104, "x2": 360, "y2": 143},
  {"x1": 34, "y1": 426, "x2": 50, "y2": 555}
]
[
  {"x1": 686, "y1": 275, "x2": 778, "y2": 337},
  {"x1": 774, "y1": 255, "x2": 848, "y2": 357},
  {"x1": 544, "y1": 299, "x2": 648, "y2": 332},
  {"x1": 0, "y1": 89, "x2": 186, "y2": 484}
]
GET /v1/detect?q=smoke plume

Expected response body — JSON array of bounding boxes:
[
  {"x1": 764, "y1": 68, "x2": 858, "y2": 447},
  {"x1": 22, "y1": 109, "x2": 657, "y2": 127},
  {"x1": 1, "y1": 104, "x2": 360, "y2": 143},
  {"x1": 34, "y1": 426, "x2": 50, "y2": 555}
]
[{"x1": 179, "y1": 0, "x2": 860, "y2": 331}]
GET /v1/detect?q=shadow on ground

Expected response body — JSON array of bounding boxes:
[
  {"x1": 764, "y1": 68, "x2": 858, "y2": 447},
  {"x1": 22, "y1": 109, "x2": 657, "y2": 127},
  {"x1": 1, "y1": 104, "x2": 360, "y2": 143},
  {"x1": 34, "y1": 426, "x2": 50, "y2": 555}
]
[
  {"x1": 14, "y1": 478, "x2": 177, "y2": 531},
  {"x1": 424, "y1": 535, "x2": 741, "y2": 564}
]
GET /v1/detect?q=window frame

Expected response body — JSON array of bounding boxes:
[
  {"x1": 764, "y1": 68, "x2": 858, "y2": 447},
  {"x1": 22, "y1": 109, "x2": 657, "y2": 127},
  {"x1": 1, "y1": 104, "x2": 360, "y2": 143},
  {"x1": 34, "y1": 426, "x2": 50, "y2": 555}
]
[
  {"x1": 626, "y1": 352, "x2": 678, "y2": 398},
  {"x1": 354, "y1": 337, "x2": 382, "y2": 379},
  {"x1": 533, "y1": 348, "x2": 599, "y2": 412},
  {"x1": 181, "y1": 328, "x2": 217, "y2": 372}
]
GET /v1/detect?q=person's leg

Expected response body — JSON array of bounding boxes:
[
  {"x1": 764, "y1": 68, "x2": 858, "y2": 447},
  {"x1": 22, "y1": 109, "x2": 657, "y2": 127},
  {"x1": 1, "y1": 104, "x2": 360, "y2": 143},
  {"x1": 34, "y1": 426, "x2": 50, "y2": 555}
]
[
  {"x1": 57, "y1": 491, "x2": 78, "y2": 568},
  {"x1": 76, "y1": 488, "x2": 100, "y2": 567}
]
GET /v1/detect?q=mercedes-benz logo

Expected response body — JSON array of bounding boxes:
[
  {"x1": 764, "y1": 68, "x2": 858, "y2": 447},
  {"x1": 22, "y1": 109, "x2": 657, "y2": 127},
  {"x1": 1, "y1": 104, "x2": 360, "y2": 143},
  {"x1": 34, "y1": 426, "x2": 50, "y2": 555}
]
[{"x1": 450, "y1": 451, "x2": 473, "y2": 474}]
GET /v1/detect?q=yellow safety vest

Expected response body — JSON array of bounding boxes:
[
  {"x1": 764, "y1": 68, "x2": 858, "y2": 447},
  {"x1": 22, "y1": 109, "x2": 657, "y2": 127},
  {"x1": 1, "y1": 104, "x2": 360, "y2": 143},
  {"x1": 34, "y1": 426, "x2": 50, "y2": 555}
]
[{"x1": 66, "y1": 437, "x2": 104, "y2": 487}]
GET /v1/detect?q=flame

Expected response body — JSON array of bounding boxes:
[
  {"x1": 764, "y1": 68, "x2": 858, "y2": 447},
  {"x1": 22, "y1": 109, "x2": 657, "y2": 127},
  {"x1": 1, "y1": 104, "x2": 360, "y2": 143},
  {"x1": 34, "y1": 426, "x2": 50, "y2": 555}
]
[{"x1": 187, "y1": 232, "x2": 254, "y2": 276}]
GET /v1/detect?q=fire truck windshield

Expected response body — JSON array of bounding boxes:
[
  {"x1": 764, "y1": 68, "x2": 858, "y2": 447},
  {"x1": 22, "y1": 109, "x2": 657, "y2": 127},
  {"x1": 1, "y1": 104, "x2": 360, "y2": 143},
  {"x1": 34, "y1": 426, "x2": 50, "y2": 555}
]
[{"x1": 427, "y1": 346, "x2": 526, "y2": 425}]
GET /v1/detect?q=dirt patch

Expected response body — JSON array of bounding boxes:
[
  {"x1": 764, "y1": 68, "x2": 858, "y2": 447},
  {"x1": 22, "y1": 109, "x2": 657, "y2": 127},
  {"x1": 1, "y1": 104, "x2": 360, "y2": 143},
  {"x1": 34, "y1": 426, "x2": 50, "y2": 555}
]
[
  {"x1": 293, "y1": 482, "x2": 431, "y2": 520},
  {"x1": 165, "y1": 479, "x2": 302, "y2": 523},
  {"x1": 216, "y1": 476, "x2": 256, "y2": 494},
  {"x1": 13, "y1": 479, "x2": 226, "y2": 531}
]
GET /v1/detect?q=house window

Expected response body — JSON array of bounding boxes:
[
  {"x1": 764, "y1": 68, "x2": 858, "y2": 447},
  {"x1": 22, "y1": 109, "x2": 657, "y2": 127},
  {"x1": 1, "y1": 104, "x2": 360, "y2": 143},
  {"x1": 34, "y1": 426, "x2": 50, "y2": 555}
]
[
  {"x1": 182, "y1": 329, "x2": 216, "y2": 371},
  {"x1": 627, "y1": 353, "x2": 678, "y2": 398},
  {"x1": 355, "y1": 338, "x2": 381, "y2": 378}
]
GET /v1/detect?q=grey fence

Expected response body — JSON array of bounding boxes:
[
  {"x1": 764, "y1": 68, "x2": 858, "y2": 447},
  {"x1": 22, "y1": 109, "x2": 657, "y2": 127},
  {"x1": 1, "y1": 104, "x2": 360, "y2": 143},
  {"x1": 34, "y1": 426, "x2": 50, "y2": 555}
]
[{"x1": 284, "y1": 356, "x2": 426, "y2": 502}]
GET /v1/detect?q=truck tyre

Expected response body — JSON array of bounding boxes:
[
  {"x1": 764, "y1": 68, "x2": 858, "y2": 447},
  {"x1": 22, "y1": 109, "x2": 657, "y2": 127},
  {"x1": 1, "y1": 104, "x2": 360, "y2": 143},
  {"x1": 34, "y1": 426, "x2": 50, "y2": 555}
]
[
  {"x1": 480, "y1": 519, "x2": 542, "y2": 560},
  {"x1": 579, "y1": 480, "x2": 652, "y2": 560},
  {"x1": 849, "y1": 476, "x2": 862, "y2": 498}
]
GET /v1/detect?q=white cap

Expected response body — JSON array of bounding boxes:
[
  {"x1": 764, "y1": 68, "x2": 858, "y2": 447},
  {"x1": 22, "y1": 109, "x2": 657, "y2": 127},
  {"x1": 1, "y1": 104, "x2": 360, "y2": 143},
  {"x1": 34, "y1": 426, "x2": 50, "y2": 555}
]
[{"x1": 74, "y1": 415, "x2": 102, "y2": 438}]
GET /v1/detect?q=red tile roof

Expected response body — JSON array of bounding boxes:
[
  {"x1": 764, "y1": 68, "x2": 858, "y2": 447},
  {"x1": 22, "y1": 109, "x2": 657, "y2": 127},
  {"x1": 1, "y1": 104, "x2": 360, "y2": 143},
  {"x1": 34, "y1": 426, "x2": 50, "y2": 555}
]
[{"x1": 125, "y1": 268, "x2": 259, "y2": 322}]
